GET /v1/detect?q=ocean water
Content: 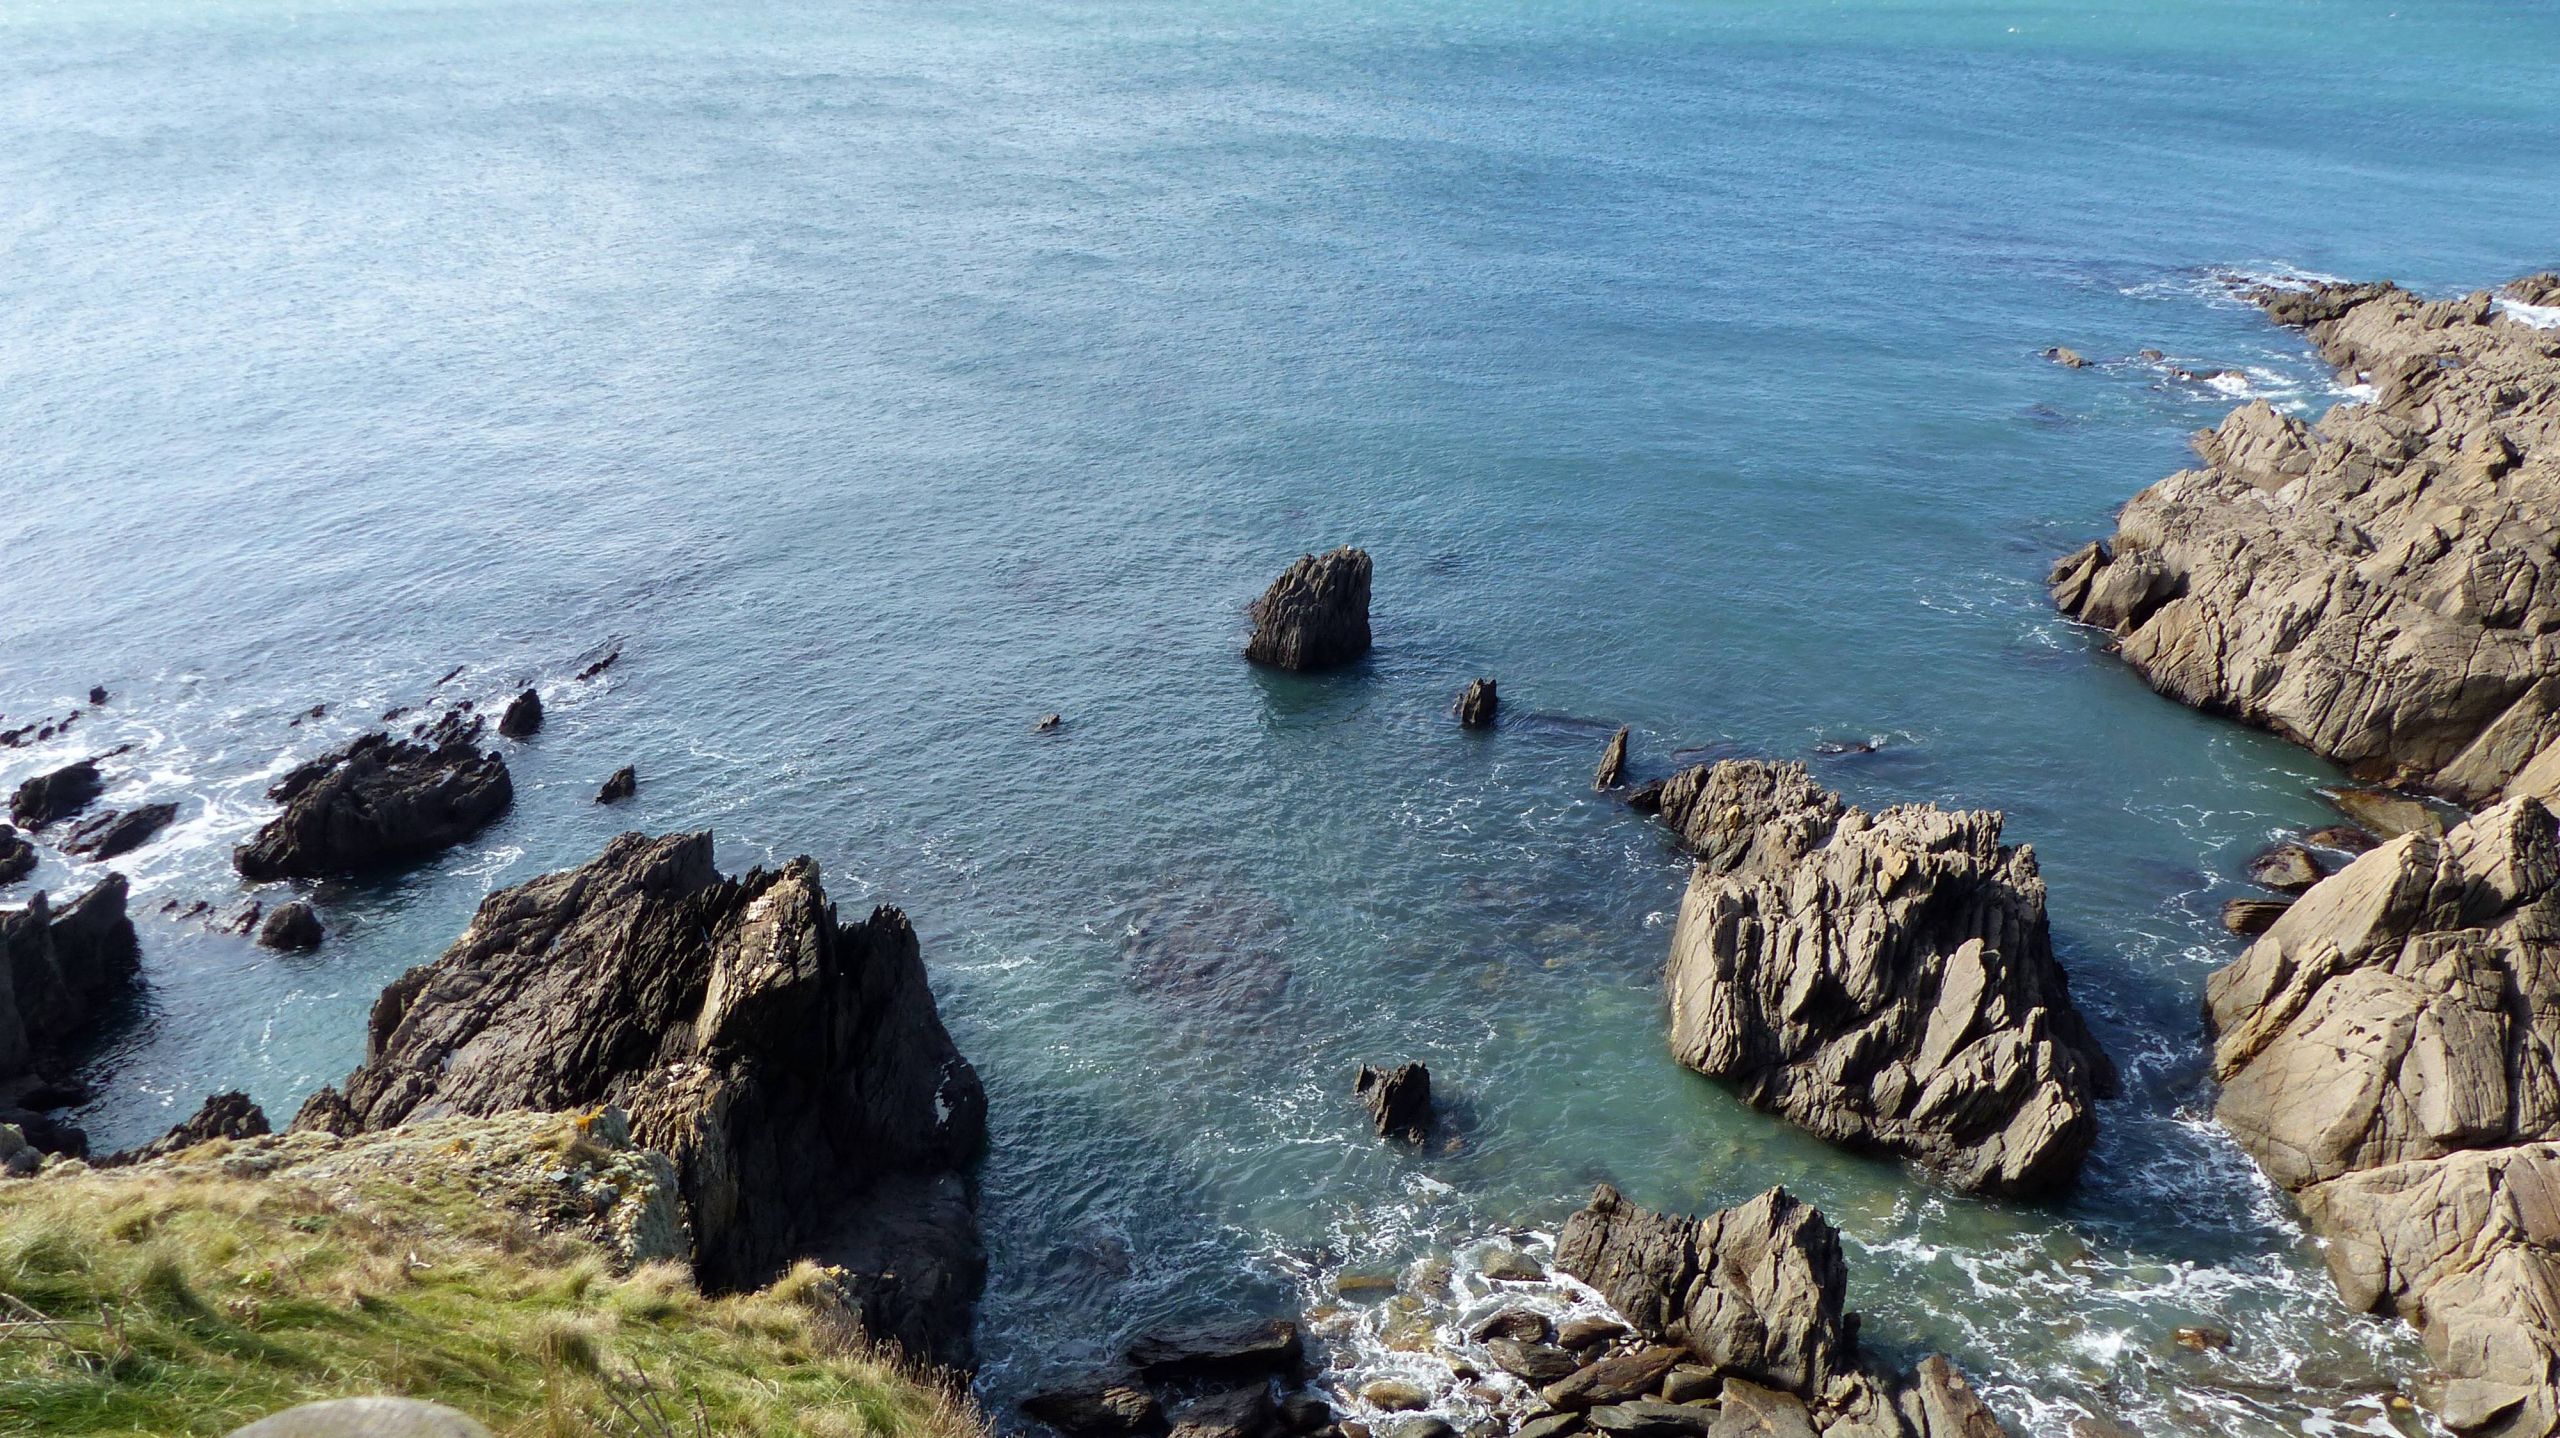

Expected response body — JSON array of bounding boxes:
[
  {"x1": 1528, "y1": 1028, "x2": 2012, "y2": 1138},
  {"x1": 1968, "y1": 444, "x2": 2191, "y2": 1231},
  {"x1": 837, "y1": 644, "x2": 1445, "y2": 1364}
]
[{"x1": 6, "y1": 1, "x2": 2560, "y2": 1432}]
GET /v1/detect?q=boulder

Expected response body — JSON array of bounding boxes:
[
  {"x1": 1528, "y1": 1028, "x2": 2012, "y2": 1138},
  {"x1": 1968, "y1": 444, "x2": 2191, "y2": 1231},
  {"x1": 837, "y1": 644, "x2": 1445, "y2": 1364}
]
[
  {"x1": 1651, "y1": 760, "x2": 2116, "y2": 1196},
  {"x1": 1586, "y1": 1402, "x2": 1715, "y2": 1438},
  {"x1": 496, "y1": 688, "x2": 543, "y2": 739},
  {"x1": 2052, "y1": 280, "x2": 2560, "y2": 805},
  {"x1": 1515, "y1": 1415, "x2": 1585, "y2": 1438},
  {"x1": 0, "y1": 875, "x2": 140, "y2": 1114},
  {"x1": 1360, "y1": 1381, "x2": 1430, "y2": 1412},
  {"x1": 1246, "y1": 547, "x2": 1373, "y2": 671},
  {"x1": 227, "y1": 1398, "x2": 493, "y2": 1438},
  {"x1": 2043, "y1": 347, "x2": 2089, "y2": 369},
  {"x1": 125, "y1": 1090, "x2": 271, "y2": 1161},
  {"x1": 1023, "y1": 1378, "x2": 1166, "y2": 1438},
  {"x1": 1706, "y1": 1385, "x2": 1815, "y2": 1438},
  {"x1": 2221, "y1": 898, "x2": 2293, "y2": 935},
  {"x1": 256, "y1": 901, "x2": 324, "y2": 952},
  {"x1": 1488, "y1": 1339, "x2": 1582, "y2": 1384},
  {"x1": 1558, "y1": 1318, "x2": 1630, "y2": 1351},
  {"x1": 2246, "y1": 841, "x2": 2328, "y2": 893},
  {"x1": 235, "y1": 726, "x2": 512, "y2": 880},
  {"x1": 1456, "y1": 680, "x2": 1499, "y2": 729},
  {"x1": 1125, "y1": 1317, "x2": 1304, "y2": 1382},
  {"x1": 1543, "y1": 1347, "x2": 1687, "y2": 1411},
  {"x1": 1595, "y1": 727, "x2": 1630, "y2": 791},
  {"x1": 1170, "y1": 1388, "x2": 1280, "y2": 1438},
  {"x1": 1357, "y1": 1062, "x2": 1432, "y2": 1143},
  {"x1": 1555, "y1": 1184, "x2": 1850, "y2": 1397},
  {"x1": 1469, "y1": 1309, "x2": 1551, "y2": 1344},
  {"x1": 2205, "y1": 797, "x2": 2560, "y2": 1433},
  {"x1": 325, "y1": 831, "x2": 986, "y2": 1368},
  {"x1": 61, "y1": 802, "x2": 178, "y2": 861},
  {"x1": 595, "y1": 766, "x2": 638, "y2": 804},
  {"x1": 0, "y1": 826, "x2": 33, "y2": 886},
  {"x1": 11, "y1": 760, "x2": 103, "y2": 829}
]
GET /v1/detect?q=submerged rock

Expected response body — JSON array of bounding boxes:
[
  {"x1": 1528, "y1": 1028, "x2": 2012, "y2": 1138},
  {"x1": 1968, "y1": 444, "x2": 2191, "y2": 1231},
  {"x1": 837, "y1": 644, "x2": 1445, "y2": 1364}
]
[
  {"x1": 595, "y1": 765, "x2": 638, "y2": 804},
  {"x1": 1456, "y1": 679, "x2": 1499, "y2": 729},
  {"x1": 1595, "y1": 727, "x2": 1630, "y2": 790},
  {"x1": 1355, "y1": 1061, "x2": 1432, "y2": 1143},
  {"x1": 496, "y1": 688, "x2": 543, "y2": 739},
  {"x1": 256, "y1": 900, "x2": 324, "y2": 952},
  {"x1": 1246, "y1": 547, "x2": 1373, "y2": 671},
  {"x1": 0, "y1": 875, "x2": 140, "y2": 1133},
  {"x1": 2052, "y1": 280, "x2": 2560, "y2": 806},
  {"x1": 234, "y1": 727, "x2": 511, "y2": 880},
  {"x1": 2206, "y1": 797, "x2": 2560, "y2": 1435},
  {"x1": 60, "y1": 802, "x2": 178, "y2": 861},
  {"x1": 1651, "y1": 760, "x2": 2116, "y2": 1196},
  {"x1": 326, "y1": 831, "x2": 987, "y2": 1368},
  {"x1": 2043, "y1": 347, "x2": 2089, "y2": 369},
  {"x1": 10, "y1": 760, "x2": 104, "y2": 829}
]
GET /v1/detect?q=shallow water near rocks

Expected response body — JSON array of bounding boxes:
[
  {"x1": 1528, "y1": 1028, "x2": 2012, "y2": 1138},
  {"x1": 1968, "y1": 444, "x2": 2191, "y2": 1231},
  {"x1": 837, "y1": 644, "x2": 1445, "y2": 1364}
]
[{"x1": 6, "y1": 2, "x2": 2560, "y2": 1434}]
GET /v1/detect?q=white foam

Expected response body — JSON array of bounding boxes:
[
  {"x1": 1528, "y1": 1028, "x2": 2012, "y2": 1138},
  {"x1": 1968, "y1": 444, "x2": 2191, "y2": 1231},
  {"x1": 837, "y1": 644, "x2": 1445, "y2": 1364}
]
[{"x1": 2496, "y1": 297, "x2": 2560, "y2": 330}]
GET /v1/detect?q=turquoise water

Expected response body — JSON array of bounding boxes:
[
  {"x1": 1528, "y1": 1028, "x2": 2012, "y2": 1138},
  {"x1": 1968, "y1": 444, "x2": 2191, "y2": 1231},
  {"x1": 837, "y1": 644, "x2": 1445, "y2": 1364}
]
[{"x1": 6, "y1": 1, "x2": 2560, "y2": 1432}]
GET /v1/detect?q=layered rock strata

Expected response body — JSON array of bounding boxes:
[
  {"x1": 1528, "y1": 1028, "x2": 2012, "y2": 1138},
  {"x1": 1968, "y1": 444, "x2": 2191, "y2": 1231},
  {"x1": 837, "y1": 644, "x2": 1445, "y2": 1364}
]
[
  {"x1": 1652, "y1": 761, "x2": 2116, "y2": 1196},
  {"x1": 2205, "y1": 796, "x2": 2560, "y2": 1436},
  {"x1": 1247, "y1": 548, "x2": 1373, "y2": 671},
  {"x1": 313, "y1": 830, "x2": 987, "y2": 1369},
  {"x1": 2053, "y1": 277, "x2": 2560, "y2": 804}
]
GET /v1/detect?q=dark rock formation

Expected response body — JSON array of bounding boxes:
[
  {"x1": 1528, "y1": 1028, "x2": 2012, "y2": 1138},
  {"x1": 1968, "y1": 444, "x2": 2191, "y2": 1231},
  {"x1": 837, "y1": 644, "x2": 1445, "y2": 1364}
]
[
  {"x1": 0, "y1": 875, "x2": 140, "y2": 1139},
  {"x1": 496, "y1": 688, "x2": 544, "y2": 739},
  {"x1": 1124, "y1": 1317, "x2": 1304, "y2": 1382},
  {"x1": 61, "y1": 802, "x2": 178, "y2": 861},
  {"x1": 2052, "y1": 280, "x2": 2560, "y2": 807},
  {"x1": 1246, "y1": 547, "x2": 1372, "y2": 671},
  {"x1": 325, "y1": 831, "x2": 987, "y2": 1367},
  {"x1": 234, "y1": 727, "x2": 511, "y2": 880},
  {"x1": 256, "y1": 901, "x2": 324, "y2": 952},
  {"x1": 0, "y1": 826, "x2": 32, "y2": 886},
  {"x1": 288, "y1": 1083, "x2": 361, "y2": 1137},
  {"x1": 596, "y1": 766, "x2": 638, "y2": 804},
  {"x1": 1355, "y1": 1061, "x2": 1431, "y2": 1143},
  {"x1": 1168, "y1": 1387, "x2": 1279, "y2": 1438},
  {"x1": 1023, "y1": 1380, "x2": 1164, "y2": 1438},
  {"x1": 1036, "y1": 713, "x2": 1065, "y2": 734},
  {"x1": 2205, "y1": 797, "x2": 2560, "y2": 1436},
  {"x1": 1455, "y1": 679, "x2": 1499, "y2": 729},
  {"x1": 125, "y1": 1090, "x2": 271, "y2": 1161},
  {"x1": 1650, "y1": 760, "x2": 2116, "y2": 1196},
  {"x1": 1595, "y1": 727, "x2": 1630, "y2": 790},
  {"x1": 11, "y1": 760, "x2": 104, "y2": 829},
  {"x1": 575, "y1": 649, "x2": 621, "y2": 682},
  {"x1": 86, "y1": 687, "x2": 108, "y2": 706}
]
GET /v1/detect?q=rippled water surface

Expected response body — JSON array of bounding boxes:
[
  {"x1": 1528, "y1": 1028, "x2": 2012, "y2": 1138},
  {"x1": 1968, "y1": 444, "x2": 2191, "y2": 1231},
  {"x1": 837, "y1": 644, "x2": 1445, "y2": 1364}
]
[{"x1": 6, "y1": 1, "x2": 2560, "y2": 1432}]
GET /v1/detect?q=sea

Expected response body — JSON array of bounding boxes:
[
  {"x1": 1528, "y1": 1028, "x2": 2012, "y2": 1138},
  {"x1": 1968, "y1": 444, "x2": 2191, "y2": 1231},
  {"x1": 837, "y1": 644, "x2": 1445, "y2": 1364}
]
[{"x1": 5, "y1": 2, "x2": 2559, "y2": 1433}]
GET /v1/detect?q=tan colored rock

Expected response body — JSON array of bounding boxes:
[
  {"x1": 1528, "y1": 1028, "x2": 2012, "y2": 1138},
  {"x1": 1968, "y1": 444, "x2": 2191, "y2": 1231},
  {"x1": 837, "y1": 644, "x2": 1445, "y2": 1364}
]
[{"x1": 2053, "y1": 281, "x2": 2560, "y2": 802}]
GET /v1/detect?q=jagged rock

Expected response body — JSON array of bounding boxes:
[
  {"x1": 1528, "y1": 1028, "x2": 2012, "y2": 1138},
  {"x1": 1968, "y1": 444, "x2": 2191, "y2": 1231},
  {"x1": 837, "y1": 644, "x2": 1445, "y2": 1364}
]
[
  {"x1": 235, "y1": 729, "x2": 511, "y2": 879},
  {"x1": 596, "y1": 766, "x2": 638, "y2": 804},
  {"x1": 1125, "y1": 1317, "x2": 1304, "y2": 1381},
  {"x1": 1660, "y1": 1367, "x2": 1717, "y2": 1404},
  {"x1": 1456, "y1": 680, "x2": 1499, "y2": 729},
  {"x1": 256, "y1": 901, "x2": 324, "y2": 952},
  {"x1": 2205, "y1": 797, "x2": 2560, "y2": 1435},
  {"x1": 1651, "y1": 760, "x2": 2116, "y2": 1196},
  {"x1": 288, "y1": 1084, "x2": 361, "y2": 1137},
  {"x1": 0, "y1": 875, "x2": 140, "y2": 1114},
  {"x1": 575, "y1": 650, "x2": 621, "y2": 682},
  {"x1": 1246, "y1": 547, "x2": 1373, "y2": 671},
  {"x1": 1489, "y1": 1339, "x2": 1583, "y2": 1384},
  {"x1": 2221, "y1": 898, "x2": 2293, "y2": 935},
  {"x1": 1556, "y1": 1184, "x2": 1851, "y2": 1397},
  {"x1": 2052, "y1": 280, "x2": 2560, "y2": 806},
  {"x1": 496, "y1": 688, "x2": 543, "y2": 738},
  {"x1": 1170, "y1": 1387, "x2": 1281, "y2": 1438},
  {"x1": 1586, "y1": 1402, "x2": 1716, "y2": 1438},
  {"x1": 1543, "y1": 1347, "x2": 1688, "y2": 1411},
  {"x1": 1559, "y1": 1317, "x2": 1630, "y2": 1351},
  {"x1": 2247, "y1": 841, "x2": 2328, "y2": 892},
  {"x1": 1356, "y1": 1062, "x2": 1432, "y2": 1143},
  {"x1": 2044, "y1": 347, "x2": 2089, "y2": 369},
  {"x1": 11, "y1": 760, "x2": 103, "y2": 829},
  {"x1": 126, "y1": 1090, "x2": 270, "y2": 1161},
  {"x1": 1023, "y1": 1378, "x2": 1166, "y2": 1438},
  {"x1": 1595, "y1": 727, "x2": 1630, "y2": 790},
  {"x1": 61, "y1": 802, "x2": 178, "y2": 861},
  {"x1": 325, "y1": 831, "x2": 986, "y2": 1368},
  {"x1": 0, "y1": 826, "x2": 33, "y2": 886}
]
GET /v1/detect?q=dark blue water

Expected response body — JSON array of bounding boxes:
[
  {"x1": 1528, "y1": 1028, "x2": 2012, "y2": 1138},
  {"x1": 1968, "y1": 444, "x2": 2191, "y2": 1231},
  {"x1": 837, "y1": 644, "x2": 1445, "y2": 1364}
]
[{"x1": 6, "y1": 2, "x2": 2559, "y2": 1433}]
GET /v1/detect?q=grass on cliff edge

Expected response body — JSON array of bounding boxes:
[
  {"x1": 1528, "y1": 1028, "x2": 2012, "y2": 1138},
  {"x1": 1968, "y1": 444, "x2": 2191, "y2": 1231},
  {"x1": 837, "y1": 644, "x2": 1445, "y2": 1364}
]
[{"x1": 0, "y1": 1144, "x2": 986, "y2": 1438}]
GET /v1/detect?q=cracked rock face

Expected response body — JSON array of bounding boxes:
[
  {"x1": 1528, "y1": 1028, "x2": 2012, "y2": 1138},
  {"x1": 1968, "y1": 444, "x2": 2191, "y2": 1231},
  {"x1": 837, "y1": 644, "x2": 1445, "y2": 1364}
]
[
  {"x1": 0, "y1": 874, "x2": 140, "y2": 1110},
  {"x1": 1653, "y1": 760, "x2": 2116, "y2": 1197},
  {"x1": 2206, "y1": 796, "x2": 2560, "y2": 1436},
  {"x1": 1245, "y1": 547, "x2": 1373, "y2": 671},
  {"x1": 2053, "y1": 278, "x2": 2560, "y2": 805},
  {"x1": 325, "y1": 830, "x2": 988, "y2": 1369},
  {"x1": 234, "y1": 724, "x2": 512, "y2": 880}
]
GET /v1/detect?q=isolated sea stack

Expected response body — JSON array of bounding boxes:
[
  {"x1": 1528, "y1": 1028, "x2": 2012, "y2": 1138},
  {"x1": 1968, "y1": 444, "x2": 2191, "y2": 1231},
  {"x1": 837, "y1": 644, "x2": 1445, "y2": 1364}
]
[
  {"x1": 2205, "y1": 796, "x2": 2560, "y2": 1436},
  {"x1": 1651, "y1": 760, "x2": 2116, "y2": 1197},
  {"x1": 0, "y1": 875, "x2": 140, "y2": 1150},
  {"x1": 2052, "y1": 277, "x2": 2560, "y2": 804},
  {"x1": 234, "y1": 714, "x2": 512, "y2": 879},
  {"x1": 1246, "y1": 546, "x2": 1372, "y2": 671},
  {"x1": 311, "y1": 830, "x2": 988, "y2": 1369}
]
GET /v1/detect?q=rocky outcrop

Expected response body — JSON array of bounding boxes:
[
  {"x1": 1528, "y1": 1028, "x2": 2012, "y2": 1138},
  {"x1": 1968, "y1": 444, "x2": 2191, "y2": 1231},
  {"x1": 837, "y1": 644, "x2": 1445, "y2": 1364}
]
[
  {"x1": 2205, "y1": 796, "x2": 2560, "y2": 1436},
  {"x1": 1456, "y1": 680, "x2": 1499, "y2": 728},
  {"x1": 1023, "y1": 1318, "x2": 1308, "y2": 1438},
  {"x1": 1553, "y1": 1185, "x2": 2013, "y2": 1438},
  {"x1": 497, "y1": 689, "x2": 543, "y2": 739},
  {"x1": 257, "y1": 901, "x2": 324, "y2": 951},
  {"x1": 0, "y1": 875, "x2": 140, "y2": 1151},
  {"x1": 2052, "y1": 278, "x2": 2560, "y2": 805},
  {"x1": 1246, "y1": 548, "x2": 1373, "y2": 671},
  {"x1": 1596, "y1": 727, "x2": 1630, "y2": 790},
  {"x1": 1355, "y1": 1062, "x2": 1431, "y2": 1143},
  {"x1": 596, "y1": 765, "x2": 637, "y2": 804},
  {"x1": 61, "y1": 801, "x2": 178, "y2": 860},
  {"x1": 325, "y1": 830, "x2": 987, "y2": 1368},
  {"x1": 124, "y1": 1090, "x2": 272, "y2": 1162},
  {"x1": 235, "y1": 724, "x2": 512, "y2": 880},
  {"x1": 11, "y1": 759, "x2": 103, "y2": 828},
  {"x1": 1651, "y1": 761, "x2": 2116, "y2": 1197},
  {"x1": 0, "y1": 825, "x2": 32, "y2": 886}
]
